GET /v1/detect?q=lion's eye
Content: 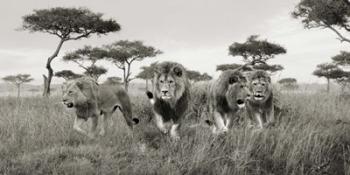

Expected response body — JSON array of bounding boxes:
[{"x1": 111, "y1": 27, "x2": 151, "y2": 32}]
[
  {"x1": 160, "y1": 80, "x2": 164, "y2": 83},
  {"x1": 169, "y1": 80, "x2": 174, "y2": 84},
  {"x1": 261, "y1": 83, "x2": 265, "y2": 86},
  {"x1": 68, "y1": 90, "x2": 73, "y2": 94},
  {"x1": 253, "y1": 83, "x2": 258, "y2": 86},
  {"x1": 229, "y1": 77, "x2": 237, "y2": 84}
]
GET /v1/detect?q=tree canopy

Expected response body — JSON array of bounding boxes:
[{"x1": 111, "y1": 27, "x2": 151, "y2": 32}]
[
  {"x1": 313, "y1": 63, "x2": 346, "y2": 92},
  {"x1": 104, "y1": 76, "x2": 122, "y2": 85},
  {"x1": 22, "y1": 7, "x2": 120, "y2": 40},
  {"x1": 55, "y1": 70, "x2": 82, "y2": 80},
  {"x1": 216, "y1": 63, "x2": 244, "y2": 72},
  {"x1": 63, "y1": 46, "x2": 107, "y2": 66},
  {"x1": 105, "y1": 40, "x2": 162, "y2": 91},
  {"x1": 216, "y1": 63, "x2": 282, "y2": 73},
  {"x1": 2, "y1": 74, "x2": 34, "y2": 98},
  {"x1": 3, "y1": 74, "x2": 33, "y2": 85},
  {"x1": 292, "y1": 0, "x2": 350, "y2": 43},
  {"x1": 229, "y1": 35, "x2": 286, "y2": 64},
  {"x1": 136, "y1": 62, "x2": 158, "y2": 80},
  {"x1": 278, "y1": 78, "x2": 298, "y2": 90},
  {"x1": 22, "y1": 7, "x2": 121, "y2": 96},
  {"x1": 332, "y1": 51, "x2": 350, "y2": 66},
  {"x1": 278, "y1": 78, "x2": 297, "y2": 84},
  {"x1": 62, "y1": 46, "x2": 108, "y2": 81},
  {"x1": 83, "y1": 65, "x2": 107, "y2": 80},
  {"x1": 186, "y1": 70, "x2": 213, "y2": 82},
  {"x1": 313, "y1": 63, "x2": 345, "y2": 79}
]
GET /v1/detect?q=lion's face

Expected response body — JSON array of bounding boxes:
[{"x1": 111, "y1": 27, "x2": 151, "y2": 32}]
[
  {"x1": 154, "y1": 62, "x2": 188, "y2": 102},
  {"x1": 61, "y1": 78, "x2": 96, "y2": 108},
  {"x1": 225, "y1": 72, "x2": 250, "y2": 109},
  {"x1": 249, "y1": 71, "x2": 272, "y2": 102}
]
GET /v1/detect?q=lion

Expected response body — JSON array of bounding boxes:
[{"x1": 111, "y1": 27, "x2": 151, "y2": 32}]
[
  {"x1": 61, "y1": 77, "x2": 139, "y2": 138},
  {"x1": 207, "y1": 69, "x2": 250, "y2": 134},
  {"x1": 245, "y1": 70, "x2": 274, "y2": 129},
  {"x1": 145, "y1": 61, "x2": 190, "y2": 140}
]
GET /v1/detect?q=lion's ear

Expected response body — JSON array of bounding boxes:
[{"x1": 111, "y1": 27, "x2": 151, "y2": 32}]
[
  {"x1": 173, "y1": 67, "x2": 183, "y2": 77},
  {"x1": 76, "y1": 81, "x2": 85, "y2": 90},
  {"x1": 266, "y1": 76, "x2": 272, "y2": 83}
]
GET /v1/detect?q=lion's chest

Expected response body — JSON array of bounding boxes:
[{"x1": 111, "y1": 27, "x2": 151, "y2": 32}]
[{"x1": 153, "y1": 99, "x2": 186, "y2": 122}]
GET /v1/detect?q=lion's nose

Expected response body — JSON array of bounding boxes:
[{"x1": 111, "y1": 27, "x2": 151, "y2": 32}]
[
  {"x1": 161, "y1": 90, "x2": 168, "y2": 95},
  {"x1": 236, "y1": 99, "x2": 244, "y2": 105}
]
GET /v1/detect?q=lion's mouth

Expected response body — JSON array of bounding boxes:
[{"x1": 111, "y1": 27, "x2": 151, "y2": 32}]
[
  {"x1": 236, "y1": 99, "x2": 245, "y2": 109},
  {"x1": 253, "y1": 94, "x2": 265, "y2": 101},
  {"x1": 238, "y1": 103, "x2": 245, "y2": 109},
  {"x1": 64, "y1": 102, "x2": 74, "y2": 108},
  {"x1": 161, "y1": 96, "x2": 172, "y2": 100}
]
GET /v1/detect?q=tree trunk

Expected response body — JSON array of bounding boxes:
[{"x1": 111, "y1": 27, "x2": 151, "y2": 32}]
[
  {"x1": 124, "y1": 62, "x2": 132, "y2": 92},
  {"x1": 146, "y1": 79, "x2": 149, "y2": 90},
  {"x1": 43, "y1": 38, "x2": 65, "y2": 97},
  {"x1": 17, "y1": 84, "x2": 20, "y2": 99},
  {"x1": 327, "y1": 78, "x2": 330, "y2": 93},
  {"x1": 122, "y1": 67, "x2": 128, "y2": 92},
  {"x1": 124, "y1": 81, "x2": 129, "y2": 92}
]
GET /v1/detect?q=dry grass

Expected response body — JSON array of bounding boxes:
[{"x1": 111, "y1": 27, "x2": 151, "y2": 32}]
[{"x1": 1, "y1": 85, "x2": 350, "y2": 175}]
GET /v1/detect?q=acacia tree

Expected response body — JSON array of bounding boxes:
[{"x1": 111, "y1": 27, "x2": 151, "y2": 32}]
[
  {"x1": 313, "y1": 63, "x2": 345, "y2": 92},
  {"x1": 105, "y1": 40, "x2": 162, "y2": 91},
  {"x1": 84, "y1": 65, "x2": 107, "y2": 80},
  {"x1": 228, "y1": 35, "x2": 286, "y2": 73},
  {"x1": 104, "y1": 76, "x2": 122, "y2": 85},
  {"x1": 332, "y1": 51, "x2": 350, "y2": 91},
  {"x1": 278, "y1": 78, "x2": 298, "y2": 90},
  {"x1": 136, "y1": 62, "x2": 158, "y2": 90},
  {"x1": 22, "y1": 7, "x2": 121, "y2": 96},
  {"x1": 62, "y1": 46, "x2": 109, "y2": 81},
  {"x1": 3, "y1": 74, "x2": 33, "y2": 98},
  {"x1": 55, "y1": 70, "x2": 82, "y2": 80},
  {"x1": 292, "y1": 0, "x2": 350, "y2": 43},
  {"x1": 186, "y1": 70, "x2": 213, "y2": 82}
]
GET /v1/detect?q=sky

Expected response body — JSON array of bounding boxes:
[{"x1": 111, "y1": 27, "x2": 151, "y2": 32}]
[{"x1": 0, "y1": 0, "x2": 349, "y2": 85}]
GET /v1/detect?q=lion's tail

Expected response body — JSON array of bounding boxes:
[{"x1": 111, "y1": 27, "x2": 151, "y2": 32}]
[{"x1": 146, "y1": 91, "x2": 155, "y2": 105}]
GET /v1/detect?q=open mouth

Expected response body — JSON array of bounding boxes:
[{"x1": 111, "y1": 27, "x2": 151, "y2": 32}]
[
  {"x1": 253, "y1": 94, "x2": 265, "y2": 100},
  {"x1": 238, "y1": 103, "x2": 245, "y2": 109},
  {"x1": 161, "y1": 96, "x2": 172, "y2": 100},
  {"x1": 64, "y1": 102, "x2": 74, "y2": 108},
  {"x1": 236, "y1": 99, "x2": 245, "y2": 109}
]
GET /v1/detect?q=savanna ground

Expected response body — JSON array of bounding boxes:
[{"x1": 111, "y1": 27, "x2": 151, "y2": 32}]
[{"x1": 0, "y1": 83, "x2": 350, "y2": 175}]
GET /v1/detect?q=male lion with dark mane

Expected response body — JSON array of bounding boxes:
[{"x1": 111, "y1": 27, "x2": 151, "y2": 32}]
[
  {"x1": 62, "y1": 77, "x2": 139, "y2": 138},
  {"x1": 246, "y1": 70, "x2": 274, "y2": 129},
  {"x1": 146, "y1": 61, "x2": 190, "y2": 140},
  {"x1": 208, "y1": 69, "x2": 250, "y2": 134}
]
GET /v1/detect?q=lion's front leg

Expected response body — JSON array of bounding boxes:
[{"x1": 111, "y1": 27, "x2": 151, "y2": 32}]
[
  {"x1": 170, "y1": 123, "x2": 180, "y2": 140},
  {"x1": 154, "y1": 112, "x2": 168, "y2": 134},
  {"x1": 73, "y1": 116, "x2": 89, "y2": 137},
  {"x1": 87, "y1": 117, "x2": 98, "y2": 139},
  {"x1": 266, "y1": 107, "x2": 275, "y2": 127},
  {"x1": 255, "y1": 113, "x2": 264, "y2": 129},
  {"x1": 99, "y1": 112, "x2": 111, "y2": 136},
  {"x1": 213, "y1": 111, "x2": 228, "y2": 134}
]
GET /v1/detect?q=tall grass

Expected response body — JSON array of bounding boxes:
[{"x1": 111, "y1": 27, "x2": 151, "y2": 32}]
[{"x1": 0, "y1": 86, "x2": 350, "y2": 175}]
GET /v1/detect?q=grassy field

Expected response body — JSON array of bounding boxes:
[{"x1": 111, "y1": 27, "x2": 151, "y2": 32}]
[{"x1": 0, "y1": 85, "x2": 350, "y2": 175}]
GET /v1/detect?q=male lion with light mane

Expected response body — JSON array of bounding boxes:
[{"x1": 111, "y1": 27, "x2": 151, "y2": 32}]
[
  {"x1": 62, "y1": 77, "x2": 139, "y2": 138},
  {"x1": 207, "y1": 69, "x2": 250, "y2": 134},
  {"x1": 145, "y1": 61, "x2": 190, "y2": 140},
  {"x1": 246, "y1": 70, "x2": 274, "y2": 129}
]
